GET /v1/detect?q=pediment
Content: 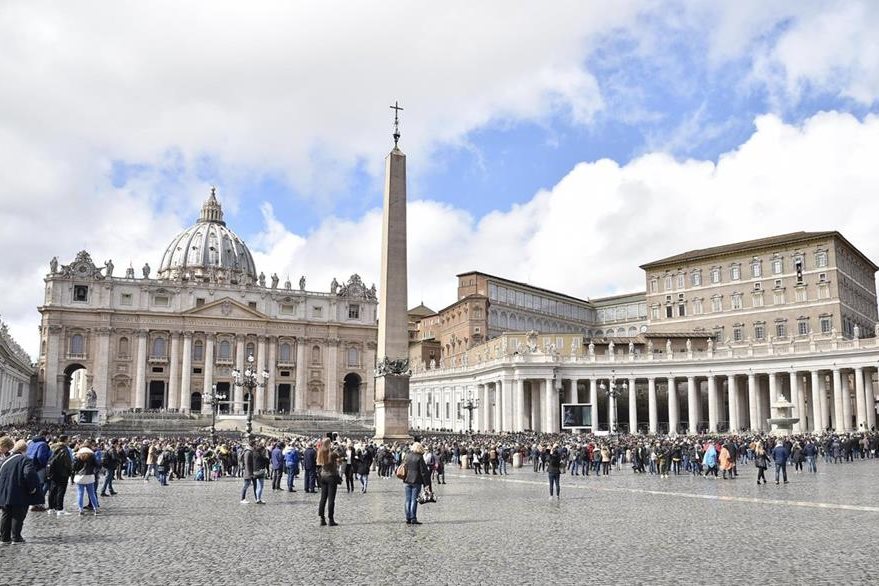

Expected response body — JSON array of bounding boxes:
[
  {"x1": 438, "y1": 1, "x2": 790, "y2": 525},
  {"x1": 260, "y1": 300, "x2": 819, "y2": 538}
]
[{"x1": 183, "y1": 297, "x2": 268, "y2": 319}]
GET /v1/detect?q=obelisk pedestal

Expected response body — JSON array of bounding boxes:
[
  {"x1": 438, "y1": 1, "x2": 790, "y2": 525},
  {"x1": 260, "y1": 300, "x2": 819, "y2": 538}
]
[{"x1": 373, "y1": 135, "x2": 412, "y2": 443}]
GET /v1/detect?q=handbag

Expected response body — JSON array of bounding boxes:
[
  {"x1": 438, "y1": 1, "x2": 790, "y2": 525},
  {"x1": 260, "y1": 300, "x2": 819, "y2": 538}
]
[
  {"x1": 395, "y1": 462, "x2": 407, "y2": 480},
  {"x1": 74, "y1": 473, "x2": 95, "y2": 485},
  {"x1": 253, "y1": 469, "x2": 267, "y2": 480}
]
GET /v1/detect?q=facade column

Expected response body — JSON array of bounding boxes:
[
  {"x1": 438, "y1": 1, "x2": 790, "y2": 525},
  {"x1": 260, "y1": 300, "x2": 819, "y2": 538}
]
[
  {"x1": 295, "y1": 338, "x2": 307, "y2": 412},
  {"x1": 820, "y1": 372, "x2": 830, "y2": 431},
  {"x1": 841, "y1": 371, "x2": 853, "y2": 432},
  {"x1": 832, "y1": 369, "x2": 843, "y2": 431},
  {"x1": 647, "y1": 378, "x2": 657, "y2": 434},
  {"x1": 494, "y1": 381, "x2": 504, "y2": 432},
  {"x1": 234, "y1": 336, "x2": 245, "y2": 414},
  {"x1": 747, "y1": 372, "x2": 757, "y2": 432},
  {"x1": 545, "y1": 378, "x2": 559, "y2": 433},
  {"x1": 687, "y1": 376, "x2": 698, "y2": 435},
  {"x1": 810, "y1": 370, "x2": 821, "y2": 432},
  {"x1": 588, "y1": 378, "x2": 598, "y2": 432},
  {"x1": 326, "y1": 339, "x2": 338, "y2": 414},
  {"x1": 868, "y1": 368, "x2": 877, "y2": 431},
  {"x1": 530, "y1": 381, "x2": 540, "y2": 432},
  {"x1": 478, "y1": 384, "x2": 489, "y2": 431},
  {"x1": 790, "y1": 371, "x2": 802, "y2": 433},
  {"x1": 92, "y1": 328, "x2": 112, "y2": 415},
  {"x1": 43, "y1": 326, "x2": 62, "y2": 417},
  {"x1": 570, "y1": 379, "x2": 579, "y2": 403},
  {"x1": 167, "y1": 332, "x2": 181, "y2": 411},
  {"x1": 134, "y1": 330, "x2": 148, "y2": 410},
  {"x1": 515, "y1": 378, "x2": 526, "y2": 432},
  {"x1": 503, "y1": 378, "x2": 514, "y2": 431},
  {"x1": 181, "y1": 332, "x2": 192, "y2": 412},
  {"x1": 668, "y1": 378, "x2": 679, "y2": 435},
  {"x1": 854, "y1": 367, "x2": 867, "y2": 432},
  {"x1": 266, "y1": 337, "x2": 277, "y2": 413},
  {"x1": 201, "y1": 335, "x2": 214, "y2": 414},
  {"x1": 628, "y1": 377, "x2": 637, "y2": 434},
  {"x1": 707, "y1": 375, "x2": 718, "y2": 433},
  {"x1": 727, "y1": 375, "x2": 739, "y2": 432},
  {"x1": 607, "y1": 380, "x2": 615, "y2": 432},
  {"x1": 256, "y1": 336, "x2": 267, "y2": 414}
]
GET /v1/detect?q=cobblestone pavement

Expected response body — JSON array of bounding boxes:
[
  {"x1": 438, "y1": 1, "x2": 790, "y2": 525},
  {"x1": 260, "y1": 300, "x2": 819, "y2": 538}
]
[{"x1": 2, "y1": 460, "x2": 878, "y2": 585}]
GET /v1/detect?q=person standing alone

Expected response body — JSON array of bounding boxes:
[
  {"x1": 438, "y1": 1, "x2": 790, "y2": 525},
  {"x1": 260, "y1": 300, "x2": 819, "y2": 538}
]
[{"x1": 402, "y1": 442, "x2": 430, "y2": 525}]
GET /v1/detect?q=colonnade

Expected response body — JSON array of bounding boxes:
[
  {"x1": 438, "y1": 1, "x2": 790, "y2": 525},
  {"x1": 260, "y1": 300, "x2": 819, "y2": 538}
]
[{"x1": 411, "y1": 366, "x2": 879, "y2": 435}]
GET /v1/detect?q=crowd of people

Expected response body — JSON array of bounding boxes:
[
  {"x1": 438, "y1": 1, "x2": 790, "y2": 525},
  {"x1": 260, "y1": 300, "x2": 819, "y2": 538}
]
[{"x1": 1, "y1": 422, "x2": 878, "y2": 544}]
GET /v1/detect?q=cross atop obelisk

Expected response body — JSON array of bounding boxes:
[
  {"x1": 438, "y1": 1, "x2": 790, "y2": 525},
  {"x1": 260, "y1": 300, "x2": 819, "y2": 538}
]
[{"x1": 373, "y1": 101, "x2": 411, "y2": 442}]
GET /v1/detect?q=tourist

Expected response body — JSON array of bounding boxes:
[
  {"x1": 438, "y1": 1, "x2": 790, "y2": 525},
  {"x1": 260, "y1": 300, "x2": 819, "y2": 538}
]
[
  {"x1": 46, "y1": 435, "x2": 73, "y2": 515},
  {"x1": 270, "y1": 441, "x2": 284, "y2": 491},
  {"x1": 719, "y1": 443, "x2": 732, "y2": 480},
  {"x1": 754, "y1": 442, "x2": 769, "y2": 485},
  {"x1": 791, "y1": 442, "x2": 804, "y2": 474},
  {"x1": 402, "y1": 442, "x2": 430, "y2": 525},
  {"x1": 25, "y1": 430, "x2": 50, "y2": 513},
  {"x1": 703, "y1": 442, "x2": 718, "y2": 478},
  {"x1": 72, "y1": 443, "x2": 100, "y2": 516},
  {"x1": 0, "y1": 439, "x2": 43, "y2": 544},
  {"x1": 239, "y1": 442, "x2": 258, "y2": 504},
  {"x1": 804, "y1": 439, "x2": 818, "y2": 473},
  {"x1": 772, "y1": 441, "x2": 790, "y2": 485},
  {"x1": 253, "y1": 444, "x2": 269, "y2": 503},
  {"x1": 317, "y1": 438, "x2": 340, "y2": 526},
  {"x1": 283, "y1": 442, "x2": 300, "y2": 492},
  {"x1": 546, "y1": 444, "x2": 562, "y2": 499},
  {"x1": 355, "y1": 447, "x2": 372, "y2": 493},
  {"x1": 343, "y1": 441, "x2": 356, "y2": 494},
  {"x1": 100, "y1": 439, "x2": 119, "y2": 496},
  {"x1": 303, "y1": 442, "x2": 317, "y2": 493}
]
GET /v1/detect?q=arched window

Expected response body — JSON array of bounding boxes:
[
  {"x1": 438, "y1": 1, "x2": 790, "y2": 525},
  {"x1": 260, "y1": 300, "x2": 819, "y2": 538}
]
[
  {"x1": 246, "y1": 342, "x2": 255, "y2": 358},
  {"x1": 279, "y1": 343, "x2": 291, "y2": 363},
  {"x1": 118, "y1": 337, "x2": 129, "y2": 357},
  {"x1": 312, "y1": 345, "x2": 321, "y2": 363},
  {"x1": 152, "y1": 337, "x2": 166, "y2": 357},
  {"x1": 347, "y1": 347, "x2": 359, "y2": 367},
  {"x1": 193, "y1": 340, "x2": 204, "y2": 362},
  {"x1": 218, "y1": 340, "x2": 231, "y2": 360},
  {"x1": 69, "y1": 334, "x2": 84, "y2": 355}
]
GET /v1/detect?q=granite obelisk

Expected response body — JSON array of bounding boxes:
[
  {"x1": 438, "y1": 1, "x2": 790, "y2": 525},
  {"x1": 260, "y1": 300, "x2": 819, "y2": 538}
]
[{"x1": 373, "y1": 102, "x2": 411, "y2": 442}]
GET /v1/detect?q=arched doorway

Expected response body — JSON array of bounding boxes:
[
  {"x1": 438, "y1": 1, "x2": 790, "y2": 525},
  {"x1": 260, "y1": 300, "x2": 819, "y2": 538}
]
[
  {"x1": 63, "y1": 363, "x2": 86, "y2": 415},
  {"x1": 343, "y1": 373, "x2": 361, "y2": 414},
  {"x1": 190, "y1": 392, "x2": 202, "y2": 413}
]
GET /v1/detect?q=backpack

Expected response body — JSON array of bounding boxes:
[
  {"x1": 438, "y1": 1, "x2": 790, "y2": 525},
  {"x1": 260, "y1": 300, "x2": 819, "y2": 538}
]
[{"x1": 47, "y1": 447, "x2": 71, "y2": 480}]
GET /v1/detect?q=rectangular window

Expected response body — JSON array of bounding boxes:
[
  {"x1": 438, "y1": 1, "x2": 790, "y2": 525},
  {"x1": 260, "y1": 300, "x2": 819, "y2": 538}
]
[
  {"x1": 754, "y1": 324, "x2": 765, "y2": 341},
  {"x1": 752, "y1": 292, "x2": 764, "y2": 307},
  {"x1": 651, "y1": 306, "x2": 660, "y2": 320},
  {"x1": 816, "y1": 251, "x2": 828, "y2": 268},
  {"x1": 820, "y1": 317, "x2": 832, "y2": 333},
  {"x1": 73, "y1": 285, "x2": 89, "y2": 302},
  {"x1": 711, "y1": 297, "x2": 722, "y2": 312},
  {"x1": 818, "y1": 272, "x2": 827, "y2": 282},
  {"x1": 772, "y1": 259, "x2": 783, "y2": 274},
  {"x1": 280, "y1": 304, "x2": 296, "y2": 315},
  {"x1": 665, "y1": 305, "x2": 673, "y2": 318},
  {"x1": 195, "y1": 298, "x2": 205, "y2": 307},
  {"x1": 650, "y1": 279, "x2": 658, "y2": 293},
  {"x1": 489, "y1": 284, "x2": 498, "y2": 300},
  {"x1": 17, "y1": 382, "x2": 23, "y2": 397},
  {"x1": 691, "y1": 272, "x2": 701, "y2": 287},
  {"x1": 731, "y1": 295, "x2": 742, "y2": 310},
  {"x1": 120, "y1": 293, "x2": 133, "y2": 306},
  {"x1": 193, "y1": 367, "x2": 203, "y2": 374},
  {"x1": 516, "y1": 291, "x2": 524, "y2": 306},
  {"x1": 798, "y1": 321, "x2": 809, "y2": 336},
  {"x1": 154, "y1": 295, "x2": 169, "y2": 307},
  {"x1": 248, "y1": 301, "x2": 257, "y2": 309},
  {"x1": 818, "y1": 284, "x2": 830, "y2": 299},
  {"x1": 312, "y1": 306, "x2": 323, "y2": 318},
  {"x1": 665, "y1": 276, "x2": 673, "y2": 290},
  {"x1": 677, "y1": 304, "x2": 686, "y2": 317},
  {"x1": 733, "y1": 326, "x2": 743, "y2": 342},
  {"x1": 348, "y1": 304, "x2": 360, "y2": 319},
  {"x1": 795, "y1": 288, "x2": 807, "y2": 302},
  {"x1": 776, "y1": 322, "x2": 787, "y2": 338},
  {"x1": 677, "y1": 274, "x2": 685, "y2": 289},
  {"x1": 693, "y1": 299, "x2": 703, "y2": 315},
  {"x1": 773, "y1": 291, "x2": 785, "y2": 305},
  {"x1": 730, "y1": 265, "x2": 741, "y2": 280},
  {"x1": 752, "y1": 262, "x2": 762, "y2": 278},
  {"x1": 710, "y1": 269, "x2": 721, "y2": 284}
]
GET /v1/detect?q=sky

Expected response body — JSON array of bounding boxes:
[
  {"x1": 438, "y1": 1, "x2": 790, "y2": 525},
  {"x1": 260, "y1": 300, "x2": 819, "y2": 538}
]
[{"x1": 2, "y1": 1, "x2": 879, "y2": 359}]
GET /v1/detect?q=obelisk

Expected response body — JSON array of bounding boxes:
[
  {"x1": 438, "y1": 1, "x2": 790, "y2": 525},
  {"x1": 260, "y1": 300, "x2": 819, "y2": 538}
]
[{"x1": 373, "y1": 102, "x2": 412, "y2": 442}]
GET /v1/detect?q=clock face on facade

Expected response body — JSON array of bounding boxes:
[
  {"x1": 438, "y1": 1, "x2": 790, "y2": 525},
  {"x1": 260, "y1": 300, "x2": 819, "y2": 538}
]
[{"x1": 78, "y1": 264, "x2": 88, "y2": 274}]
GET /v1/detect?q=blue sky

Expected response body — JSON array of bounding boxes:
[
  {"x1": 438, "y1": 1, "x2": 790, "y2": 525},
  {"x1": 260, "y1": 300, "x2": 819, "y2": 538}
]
[{"x1": 3, "y1": 1, "x2": 879, "y2": 356}]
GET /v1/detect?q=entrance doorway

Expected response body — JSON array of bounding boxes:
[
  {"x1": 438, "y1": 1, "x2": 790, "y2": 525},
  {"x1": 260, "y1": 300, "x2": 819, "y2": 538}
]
[
  {"x1": 148, "y1": 380, "x2": 165, "y2": 409},
  {"x1": 216, "y1": 382, "x2": 231, "y2": 413},
  {"x1": 62, "y1": 363, "x2": 87, "y2": 414},
  {"x1": 277, "y1": 384, "x2": 291, "y2": 413},
  {"x1": 343, "y1": 373, "x2": 361, "y2": 414},
  {"x1": 190, "y1": 392, "x2": 202, "y2": 413}
]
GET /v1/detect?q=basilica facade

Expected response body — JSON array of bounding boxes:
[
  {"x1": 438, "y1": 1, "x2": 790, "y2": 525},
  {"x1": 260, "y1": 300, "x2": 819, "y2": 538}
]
[{"x1": 36, "y1": 189, "x2": 378, "y2": 422}]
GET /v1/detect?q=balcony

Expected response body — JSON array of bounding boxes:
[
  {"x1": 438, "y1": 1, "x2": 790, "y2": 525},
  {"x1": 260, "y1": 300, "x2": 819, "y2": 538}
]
[{"x1": 148, "y1": 355, "x2": 168, "y2": 365}]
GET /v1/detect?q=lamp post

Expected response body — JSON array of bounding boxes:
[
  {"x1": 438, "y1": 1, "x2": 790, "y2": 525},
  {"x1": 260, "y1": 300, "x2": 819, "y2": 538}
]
[
  {"x1": 598, "y1": 369, "x2": 628, "y2": 434},
  {"x1": 232, "y1": 353, "x2": 269, "y2": 439},
  {"x1": 459, "y1": 390, "x2": 480, "y2": 433},
  {"x1": 205, "y1": 385, "x2": 227, "y2": 445}
]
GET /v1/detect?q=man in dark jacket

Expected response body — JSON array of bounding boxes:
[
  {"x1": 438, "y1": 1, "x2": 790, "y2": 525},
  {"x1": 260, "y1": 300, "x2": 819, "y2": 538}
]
[
  {"x1": 772, "y1": 442, "x2": 790, "y2": 485},
  {"x1": 303, "y1": 443, "x2": 318, "y2": 493},
  {"x1": 46, "y1": 435, "x2": 73, "y2": 514},
  {"x1": 100, "y1": 440, "x2": 119, "y2": 497},
  {"x1": 25, "y1": 431, "x2": 50, "y2": 512},
  {"x1": 1, "y1": 439, "x2": 43, "y2": 543},
  {"x1": 402, "y1": 442, "x2": 431, "y2": 525},
  {"x1": 270, "y1": 442, "x2": 284, "y2": 491}
]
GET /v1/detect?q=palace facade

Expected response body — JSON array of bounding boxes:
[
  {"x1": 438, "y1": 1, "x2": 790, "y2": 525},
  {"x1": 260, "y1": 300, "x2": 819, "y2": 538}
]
[
  {"x1": 410, "y1": 231, "x2": 879, "y2": 435},
  {"x1": 36, "y1": 190, "x2": 378, "y2": 422}
]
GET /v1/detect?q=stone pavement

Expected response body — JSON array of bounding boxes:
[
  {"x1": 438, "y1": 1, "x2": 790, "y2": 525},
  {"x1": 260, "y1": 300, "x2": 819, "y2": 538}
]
[{"x1": 2, "y1": 461, "x2": 878, "y2": 585}]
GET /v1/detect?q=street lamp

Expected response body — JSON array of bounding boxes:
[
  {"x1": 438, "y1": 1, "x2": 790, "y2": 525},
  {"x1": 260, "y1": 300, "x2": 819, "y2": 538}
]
[
  {"x1": 459, "y1": 390, "x2": 480, "y2": 433},
  {"x1": 598, "y1": 369, "x2": 628, "y2": 434},
  {"x1": 232, "y1": 353, "x2": 269, "y2": 439},
  {"x1": 205, "y1": 384, "x2": 227, "y2": 446}
]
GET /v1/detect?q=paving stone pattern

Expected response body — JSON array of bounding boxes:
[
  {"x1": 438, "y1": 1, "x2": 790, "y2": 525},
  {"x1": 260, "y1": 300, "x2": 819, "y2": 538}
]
[{"x1": 2, "y1": 461, "x2": 878, "y2": 585}]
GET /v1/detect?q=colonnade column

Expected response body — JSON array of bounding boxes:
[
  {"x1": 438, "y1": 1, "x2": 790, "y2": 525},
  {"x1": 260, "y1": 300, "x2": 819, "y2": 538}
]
[
  {"x1": 727, "y1": 375, "x2": 739, "y2": 432},
  {"x1": 747, "y1": 372, "x2": 757, "y2": 432},
  {"x1": 531, "y1": 382, "x2": 540, "y2": 432},
  {"x1": 707, "y1": 375, "x2": 717, "y2": 433},
  {"x1": 167, "y1": 332, "x2": 180, "y2": 411},
  {"x1": 545, "y1": 378, "x2": 558, "y2": 433},
  {"x1": 841, "y1": 371, "x2": 853, "y2": 432},
  {"x1": 234, "y1": 336, "x2": 245, "y2": 414},
  {"x1": 515, "y1": 379, "x2": 525, "y2": 432},
  {"x1": 647, "y1": 378, "x2": 657, "y2": 434},
  {"x1": 820, "y1": 372, "x2": 830, "y2": 431},
  {"x1": 687, "y1": 376, "x2": 698, "y2": 434},
  {"x1": 494, "y1": 380, "x2": 504, "y2": 432},
  {"x1": 867, "y1": 369, "x2": 877, "y2": 431},
  {"x1": 787, "y1": 371, "x2": 799, "y2": 432},
  {"x1": 266, "y1": 337, "x2": 277, "y2": 412},
  {"x1": 294, "y1": 338, "x2": 307, "y2": 412},
  {"x1": 854, "y1": 367, "x2": 867, "y2": 432},
  {"x1": 832, "y1": 369, "x2": 843, "y2": 431},
  {"x1": 181, "y1": 332, "x2": 192, "y2": 412},
  {"x1": 134, "y1": 330, "x2": 147, "y2": 410},
  {"x1": 256, "y1": 336, "x2": 267, "y2": 414},
  {"x1": 628, "y1": 377, "x2": 637, "y2": 434},
  {"x1": 588, "y1": 379, "x2": 598, "y2": 433},
  {"x1": 607, "y1": 380, "x2": 615, "y2": 432},
  {"x1": 201, "y1": 335, "x2": 214, "y2": 414},
  {"x1": 503, "y1": 379, "x2": 514, "y2": 431},
  {"x1": 668, "y1": 378, "x2": 679, "y2": 435},
  {"x1": 479, "y1": 384, "x2": 489, "y2": 431},
  {"x1": 810, "y1": 370, "x2": 822, "y2": 432}
]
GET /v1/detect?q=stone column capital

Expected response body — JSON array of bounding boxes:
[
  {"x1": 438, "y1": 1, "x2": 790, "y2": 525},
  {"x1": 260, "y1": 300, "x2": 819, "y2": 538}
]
[{"x1": 183, "y1": 331, "x2": 194, "y2": 339}]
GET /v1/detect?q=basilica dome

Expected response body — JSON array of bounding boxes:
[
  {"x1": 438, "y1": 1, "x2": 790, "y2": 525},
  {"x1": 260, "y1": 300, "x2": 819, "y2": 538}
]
[{"x1": 157, "y1": 188, "x2": 258, "y2": 284}]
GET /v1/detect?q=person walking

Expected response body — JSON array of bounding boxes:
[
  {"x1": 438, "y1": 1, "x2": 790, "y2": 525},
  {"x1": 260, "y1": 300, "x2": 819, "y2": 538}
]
[
  {"x1": 356, "y1": 448, "x2": 373, "y2": 493},
  {"x1": 0, "y1": 438, "x2": 43, "y2": 544},
  {"x1": 754, "y1": 442, "x2": 769, "y2": 485},
  {"x1": 343, "y1": 442, "x2": 356, "y2": 494},
  {"x1": 72, "y1": 444, "x2": 100, "y2": 516},
  {"x1": 252, "y1": 444, "x2": 269, "y2": 504},
  {"x1": 317, "y1": 438, "x2": 340, "y2": 526},
  {"x1": 546, "y1": 444, "x2": 562, "y2": 499},
  {"x1": 25, "y1": 430, "x2": 51, "y2": 513},
  {"x1": 402, "y1": 442, "x2": 430, "y2": 525},
  {"x1": 270, "y1": 442, "x2": 284, "y2": 492},
  {"x1": 239, "y1": 442, "x2": 258, "y2": 504},
  {"x1": 46, "y1": 435, "x2": 73, "y2": 515},
  {"x1": 772, "y1": 441, "x2": 790, "y2": 485},
  {"x1": 100, "y1": 439, "x2": 119, "y2": 496},
  {"x1": 702, "y1": 442, "x2": 718, "y2": 478},
  {"x1": 283, "y1": 443, "x2": 300, "y2": 492}
]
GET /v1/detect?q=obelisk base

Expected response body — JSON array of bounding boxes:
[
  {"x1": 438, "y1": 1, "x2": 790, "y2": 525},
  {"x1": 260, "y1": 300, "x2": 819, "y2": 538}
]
[{"x1": 373, "y1": 374, "x2": 411, "y2": 442}]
